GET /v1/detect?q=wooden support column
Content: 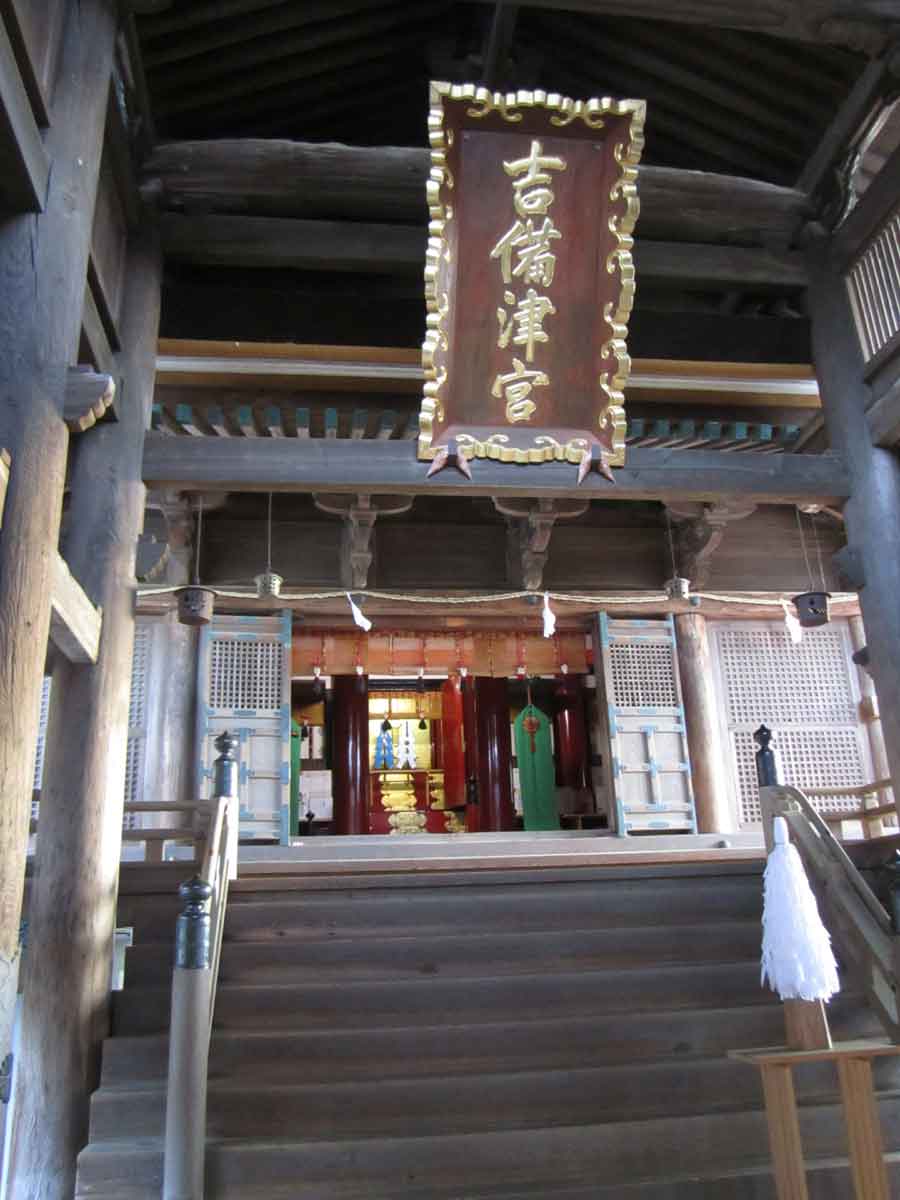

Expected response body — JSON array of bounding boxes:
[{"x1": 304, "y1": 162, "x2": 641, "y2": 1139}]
[
  {"x1": 849, "y1": 615, "x2": 894, "y2": 833},
  {"x1": 331, "y1": 674, "x2": 370, "y2": 835},
  {"x1": 674, "y1": 612, "x2": 735, "y2": 833},
  {"x1": 807, "y1": 238, "x2": 900, "y2": 812},
  {"x1": 461, "y1": 675, "x2": 480, "y2": 831},
  {"x1": 441, "y1": 677, "x2": 466, "y2": 810},
  {"x1": 7, "y1": 225, "x2": 162, "y2": 1200},
  {"x1": 0, "y1": 0, "x2": 117, "y2": 1156},
  {"x1": 475, "y1": 677, "x2": 515, "y2": 832},
  {"x1": 552, "y1": 674, "x2": 590, "y2": 792}
]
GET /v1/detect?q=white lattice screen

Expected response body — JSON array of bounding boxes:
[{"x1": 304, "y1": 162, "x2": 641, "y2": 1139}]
[
  {"x1": 124, "y1": 623, "x2": 152, "y2": 829},
  {"x1": 710, "y1": 620, "x2": 870, "y2": 828},
  {"x1": 608, "y1": 640, "x2": 680, "y2": 709},
  {"x1": 31, "y1": 676, "x2": 52, "y2": 821},
  {"x1": 209, "y1": 637, "x2": 283, "y2": 712}
]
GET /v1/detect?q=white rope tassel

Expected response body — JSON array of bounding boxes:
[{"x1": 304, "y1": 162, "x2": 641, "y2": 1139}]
[
  {"x1": 761, "y1": 816, "x2": 840, "y2": 1002},
  {"x1": 347, "y1": 592, "x2": 372, "y2": 632},
  {"x1": 781, "y1": 599, "x2": 803, "y2": 645},
  {"x1": 542, "y1": 592, "x2": 556, "y2": 638}
]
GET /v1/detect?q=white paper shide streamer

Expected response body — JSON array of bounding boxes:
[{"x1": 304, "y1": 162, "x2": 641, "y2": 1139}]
[
  {"x1": 397, "y1": 721, "x2": 417, "y2": 769},
  {"x1": 781, "y1": 599, "x2": 803, "y2": 645},
  {"x1": 761, "y1": 816, "x2": 840, "y2": 1002},
  {"x1": 347, "y1": 592, "x2": 372, "y2": 632},
  {"x1": 542, "y1": 592, "x2": 556, "y2": 638}
]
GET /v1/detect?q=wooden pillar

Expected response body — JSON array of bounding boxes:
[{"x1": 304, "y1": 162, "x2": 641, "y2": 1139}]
[
  {"x1": 0, "y1": 1, "x2": 117, "y2": 1178},
  {"x1": 7, "y1": 225, "x2": 162, "y2": 1200},
  {"x1": 332, "y1": 674, "x2": 370, "y2": 835},
  {"x1": 441, "y1": 677, "x2": 466, "y2": 810},
  {"x1": 461, "y1": 675, "x2": 480, "y2": 831},
  {"x1": 429, "y1": 712, "x2": 444, "y2": 769},
  {"x1": 475, "y1": 677, "x2": 515, "y2": 832},
  {"x1": 849, "y1": 615, "x2": 893, "y2": 832},
  {"x1": 552, "y1": 674, "x2": 589, "y2": 791},
  {"x1": 808, "y1": 238, "x2": 900, "y2": 811},
  {"x1": 674, "y1": 612, "x2": 735, "y2": 834}
]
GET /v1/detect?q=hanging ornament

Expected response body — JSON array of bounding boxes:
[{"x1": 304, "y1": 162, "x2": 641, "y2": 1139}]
[
  {"x1": 761, "y1": 816, "x2": 840, "y2": 1002},
  {"x1": 542, "y1": 592, "x2": 556, "y2": 638},
  {"x1": 397, "y1": 721, "x2": 418, "y2": 769},
  {"x1": 792, "y1": 508, "x2": 831, "y2": 628},
  {"x1": 312, "y1": 663, "x2": 324, "y2": 699},
  {"x1": 175, "y1": 496, "x2": 216, "y2": 626},
  {"x1": 418, "y1": 717, "x2": 428, "y2": 731},
  {"x1": 781, "y1": 599, "x2": 803, "y2": 645},
  {"x1": 254, "y1": 493, "x2": 283, "y2": 598},
  {"x1": 663, "y1": 509, "x2": 690, "y2": 601},
  {"x1": 417, "y1": 665, "x2": 426, "y2": 694},
  {"x1": 375, "y1": 723, "x2": 395, "y2": 769},
  {"x1": 347, "y1": 592, "x2": 372, "y2": 632}
]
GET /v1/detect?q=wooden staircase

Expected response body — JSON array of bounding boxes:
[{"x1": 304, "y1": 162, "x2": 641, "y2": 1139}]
[{"x1": 76, "y1": 861, "x2": 900, "y2": 1198}]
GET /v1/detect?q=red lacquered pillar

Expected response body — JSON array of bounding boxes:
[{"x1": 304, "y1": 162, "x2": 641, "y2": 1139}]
[
  {"x1": 461, "y1": 674, "x2": 481, "y2": 831},
  {"x1": 430, "y1": 710, "x2": 444, "y2": 769},
  {"x1": 332, "y1": 674, "x2": 370, "y2": 834},
  {"x1": 441, "y1": 677, "x2": 466, "y2": 809},
  {"x1": 475, "y1": 676, "x2": 515, "y2": 831},
  {"x1": 553, "y1": 673, "x2": 590, "y2": 790}
]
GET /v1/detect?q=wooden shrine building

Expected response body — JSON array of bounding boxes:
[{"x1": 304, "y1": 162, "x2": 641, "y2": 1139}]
[{"x1": 3, "y1": 2, "x2": 900, "y2": 1197}]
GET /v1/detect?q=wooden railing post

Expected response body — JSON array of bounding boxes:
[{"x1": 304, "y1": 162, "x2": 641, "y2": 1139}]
[
  {"x1": 212, "y1": 730, "x2": 240, "y2": 881},
  {"x1": 163, "y1": 878, "x2": 213, "y2": 1200}
]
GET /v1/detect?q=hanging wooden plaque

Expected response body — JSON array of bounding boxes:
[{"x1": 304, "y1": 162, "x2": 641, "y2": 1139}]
[{"x1": 418, "y1": 84, "x2": 645, "y2": 473}]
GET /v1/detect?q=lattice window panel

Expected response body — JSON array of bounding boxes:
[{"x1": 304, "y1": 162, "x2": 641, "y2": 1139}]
[
  {"x1": 123, "y1": 624, "x2": 152, "y2": 828},
  {"x1": 608, "y1": 641, "x2": 679, "y2": 709},
  {"x1": 715, "y1": 625, "x2": 856, "y2": 727},
  {"x1": 31, "y1": 676, "x2": 52, "y2": 821},
  {"x1": 846, "y1": 202, "x2": 900, "y2": 364},
  {"x1": 711, "y1": 620, "x2": 869, "y2": 828},
  {"x1": 209, "y1": 637, "x2": 283, "y2": 712}
]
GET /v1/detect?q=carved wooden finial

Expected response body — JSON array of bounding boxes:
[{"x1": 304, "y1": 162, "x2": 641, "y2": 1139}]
[
  {"x1": 175, "y1": 877, "x2": 213, "y2": 970},
  {"x1": 213, "y1": 730, "x2": 239, "y2": 798},
  {"x1": 754, "y1": 724, "x2": 783, "y2": 788}
]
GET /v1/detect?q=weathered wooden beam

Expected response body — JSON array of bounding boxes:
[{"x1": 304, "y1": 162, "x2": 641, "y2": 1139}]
[
  {"x1": 143, "y1": 140, "x2": 810, "y2": 245},
  {"x1": 143, "y1": 434, "x2": 849, "y2": 504},
  {"x1": 0, "y1": 447, "x2": 8, "y2": 527},
  {"x1": 49, "y1": 551, "x2": 102, "y2": 664},
  {"x1": 0, "y1": 13, "x2": 49, "y2": 212},
  {"x1": 866, "y1": 374, "x2": 900, "y2": 447},
  {"x1": 64, "y1": 368, "x2": 116, "y2": 433},
  {"x1": 468, "y1": 0, "x2": 896, "y2": 48},
  {"x1": 158, "y1": 212, "x2": 808, "y2": 288}
]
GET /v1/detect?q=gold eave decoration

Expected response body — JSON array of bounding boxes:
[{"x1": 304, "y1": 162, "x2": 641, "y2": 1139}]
[{"x1": 419, "y1": 83, "x2": 645, "y2": 468}]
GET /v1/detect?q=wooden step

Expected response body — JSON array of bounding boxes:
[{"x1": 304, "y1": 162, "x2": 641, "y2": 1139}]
[
  {"x1": 90, "y1": 1048, "x2": 900, "y2": 1143},
  {"x1": 119, "y1": 874, "x2": 763, "y2": 945},
  {"x1": 112, "y1": 959, "x2": 783, "y2": 1036},
  {"x1": 99, "y1": 997, "x2": 883, "y2": 1091},
  {"x1": 75, "y1": 1100, "x2": 900, "y2": 1199},
  {"x1": 122, "y1": 920, "x2": 763, "y2": 988}
]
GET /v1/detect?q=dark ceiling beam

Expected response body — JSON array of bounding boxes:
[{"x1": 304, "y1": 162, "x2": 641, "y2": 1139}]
[
  {"x1": 794, "y1": 49, "x2": 898, "y2": 196},
  {"x1": 151, "y1": 8, "x2": 438, "y2": 116},
  {"x1": 137, "y1": 0, "x2": 294, "y2": 40},
  {"x1": 481, "y1": 1, "x2": 519, "y2": 89},
  {"x1": 470, "y1": 0, "x2": 897, "y2": 50},
  {"x1": 142, "y1": 0, "x2": 391, "y2": 69},
  {"x1": 142, "y1": 140, "x2": 810, "y2": 244},
  {"x1": 158, "y1": 212, "x2": 808, "y2": 289},
  {"x1": 832, "y1": 137, "x2": 900, "y2": 264},
  {"x1": 536, "y1": 12, "x2": 808, "y2": 161},
  {"x1": 143, "y1": 434, "x2": 850, "y2": 505},
  {"x1": 0, "y1": 16, "x2": 49, "y2": 212}
]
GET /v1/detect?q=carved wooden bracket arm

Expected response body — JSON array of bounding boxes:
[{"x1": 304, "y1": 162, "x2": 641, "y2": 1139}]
[
  {"x1": 664, "y1": 500, "x2": 757, "y2": 589},
  {"x1": 313, "y1": 492, "x2": 414, "y2": 589},
  {"x1": 493, "y1": 497, "x2": 588, "y2": 591}
]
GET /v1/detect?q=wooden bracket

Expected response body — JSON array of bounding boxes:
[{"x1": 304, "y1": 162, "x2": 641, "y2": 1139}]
[
  {"x1": 665, "y1": 499, "x2": 757, "y2": 588},
  {"x1": 64, "y1": 368, "x2": 116, "y2": 433},
  {"x1": 313, "y1": 492, "x2": 413, "y2": 588},
  {"x1": 49, "y1": 552, "x2": 102, "y2": 664},
  {"x1": 493, "y1": 497, "x2": 588, "y2": 590}
]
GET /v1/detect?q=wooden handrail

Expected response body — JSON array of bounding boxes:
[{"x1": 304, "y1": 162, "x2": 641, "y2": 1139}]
[
  {"x1": 162, "y1": 732, "x2": 239, "y2": 1200},
  {"x1": 804, "y1": 779, "x2": 893, "y2": 799},
  {"x1": 760, "y1": 782, "x2": 900, "y2": 1041}
]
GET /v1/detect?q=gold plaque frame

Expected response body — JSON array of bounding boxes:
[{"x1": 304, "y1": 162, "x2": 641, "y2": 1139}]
[{"x1": 419, "y1": 83, "x2": 646, "y2": 467}]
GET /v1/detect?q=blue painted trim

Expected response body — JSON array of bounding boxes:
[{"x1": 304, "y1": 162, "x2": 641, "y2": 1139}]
[
  {"x1": 280, "y1": 761, "x2": 290, "y2": 785},
  {"x1": 648, "y1": 760, "x2": 658, "y2": 777},
  {"x1": 234, "y1": 708, "x2": 257, "y2": 718}
]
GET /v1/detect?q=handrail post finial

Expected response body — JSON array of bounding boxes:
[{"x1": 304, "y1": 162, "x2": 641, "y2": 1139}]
[
  {"x1": 175, "y1": 876, "x2": 212, "y2": 970},
  {"x1": 754, "y1": 723, "x2": 783, "y2": 789},
  {"x1": 213, "y1": 730, "x2": 239, "y2": 799}
]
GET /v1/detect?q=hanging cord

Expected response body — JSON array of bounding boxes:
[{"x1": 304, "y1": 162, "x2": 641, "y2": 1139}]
[
  {"x1": 266, "y1": 492, "x2": 273, "y2": 575},
  {"x1": 795, "y1": 507, "x2": 815, "y2": 592},
  {"x1": 193, "y1": 496, "x2": 204, "y2": 586},
  {"x1": 665, "y1": 508, "x2": 679, "y2": 579},
  {"x1": 811, "y1": 512, "x2": 827, "y2": 592}
]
